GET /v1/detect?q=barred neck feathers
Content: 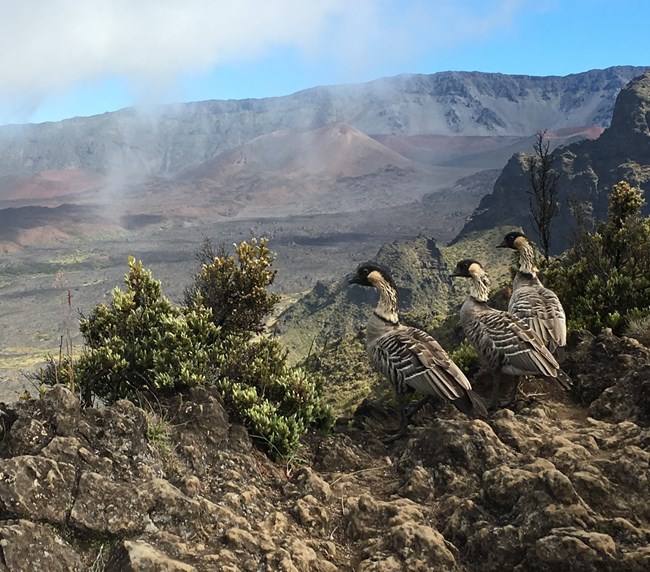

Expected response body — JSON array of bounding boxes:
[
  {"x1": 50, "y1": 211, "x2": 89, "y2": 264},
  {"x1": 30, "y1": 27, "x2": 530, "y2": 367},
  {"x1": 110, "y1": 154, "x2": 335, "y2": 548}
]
[
  {"x1": 514, "y1": 236, "x2": 539, "y2": 276},
  {"x1": 513, "y1": 271, "x2": 542, "y2": 289},
  {"x1": 469, "y1": 264, "x2": 491, "y2": 303},
  {"x1": 370, "y1": 272, "x2": 399, "y2": 324}
]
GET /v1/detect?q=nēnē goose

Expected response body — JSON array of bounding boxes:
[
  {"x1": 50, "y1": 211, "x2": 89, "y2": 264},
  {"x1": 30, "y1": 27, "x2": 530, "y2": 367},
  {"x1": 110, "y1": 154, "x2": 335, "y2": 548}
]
[
  {"x1": 497, "y1": 231, "x2": 567, "y2": 355},
  {"x1": 450, "y1": 259, "x2": 571, "y2": 409},
  {"x1": 349, "y1": 262, "x2": 487, "y2": 442}
]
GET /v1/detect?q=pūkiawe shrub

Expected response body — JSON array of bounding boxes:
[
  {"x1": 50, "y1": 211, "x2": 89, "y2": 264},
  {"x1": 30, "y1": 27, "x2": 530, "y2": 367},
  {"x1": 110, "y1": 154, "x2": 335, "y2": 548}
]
[
  {"x1": 545, "y1": 181, "x2": 650, "y2": 333},
  {"x1": 38, "y1": 240, "x2": 332, "y2": 460},
  {"x1": 38, "y1": 256, "x2": 222, "y2": 405},
  {"x1": 186, "y1": 238, "x2": 333, "y2": 458}
]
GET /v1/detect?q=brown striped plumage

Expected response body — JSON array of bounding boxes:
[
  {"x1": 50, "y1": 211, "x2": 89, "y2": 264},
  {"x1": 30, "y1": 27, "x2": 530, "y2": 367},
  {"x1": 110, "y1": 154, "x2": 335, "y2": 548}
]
[
  {"x1": 349, "y1": 262, "x2": 487, "y2": 441},
  {"x1": 497, "y1": 231, "x2": 567, "y2": 355},
  {"x1": 450, "y1": 259, "x2": 571, "y2": 408}
]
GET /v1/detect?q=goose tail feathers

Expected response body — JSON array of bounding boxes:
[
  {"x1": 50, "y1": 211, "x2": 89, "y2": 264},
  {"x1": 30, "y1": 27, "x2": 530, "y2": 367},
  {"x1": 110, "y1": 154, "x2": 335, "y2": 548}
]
[
  {"x1": 452, "y1": 389, "x2": 489, "y2": 419},
  {"x1": 555, "y1": 369, "x2": 572, "y2": 391}
]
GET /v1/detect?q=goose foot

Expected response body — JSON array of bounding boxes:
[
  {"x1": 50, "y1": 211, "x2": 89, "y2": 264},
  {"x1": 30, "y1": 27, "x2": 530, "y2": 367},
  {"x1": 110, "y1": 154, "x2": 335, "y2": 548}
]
[
  {"x1": 405, "y1": 396, "x2": 432, "y2": 418},
  {"x1": 382, "y1": 426, "x2": 408, "y2": 443}
]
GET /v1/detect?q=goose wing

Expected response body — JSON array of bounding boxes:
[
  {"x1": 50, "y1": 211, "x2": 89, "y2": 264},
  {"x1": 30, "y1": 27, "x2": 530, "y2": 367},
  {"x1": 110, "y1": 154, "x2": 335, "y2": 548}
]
[
  {"x1": 509, "y1": 285, "x2": 567, "y2": 351},
  {"x1": 370, "y1": 326, "x2": 471, "y2": 401},
  {"x1": 468, "y1": 308, "x2": 560, "y2": 377}
]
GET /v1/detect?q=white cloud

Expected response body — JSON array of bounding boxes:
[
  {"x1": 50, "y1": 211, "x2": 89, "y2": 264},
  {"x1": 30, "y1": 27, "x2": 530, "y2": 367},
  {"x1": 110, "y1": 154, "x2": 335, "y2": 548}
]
[
  {"x1": 0, "y1": 1, "x2": 354, "y2": 91},
  {"x1": 0, "y1": 0, "x2": 535, "y2": 121}
]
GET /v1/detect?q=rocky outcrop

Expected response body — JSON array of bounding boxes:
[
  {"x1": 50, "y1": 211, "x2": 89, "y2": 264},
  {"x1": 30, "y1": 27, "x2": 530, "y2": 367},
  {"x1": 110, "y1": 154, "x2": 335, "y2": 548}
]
[
  {"x1": 0, "y1": 329, "x2": 648, "y2": 570},
  {"x1": 455, "y1": 72, "x2": 650, "y2": 252},
  {"x1": 563, "y1": 328, "x2": 650, "y2": 426}
]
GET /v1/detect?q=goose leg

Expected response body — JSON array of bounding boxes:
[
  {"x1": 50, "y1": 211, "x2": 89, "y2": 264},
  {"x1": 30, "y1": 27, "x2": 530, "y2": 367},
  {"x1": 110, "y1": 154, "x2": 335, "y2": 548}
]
[
  {"x1": 491, "y1": 375, "x2": 520, "y2": 408},
  {"x1": 507, "y1": 376, "x2": 520, "y2": 405},
  {"x1": 489, "y1": 374, "x2": 502, "y2": 410},
  {"x1": 405, "y1": 395, "x2": 431, "y2": 418},
  {"x1": 382, "y1": 392, "x2": 409, "y2": 443}
]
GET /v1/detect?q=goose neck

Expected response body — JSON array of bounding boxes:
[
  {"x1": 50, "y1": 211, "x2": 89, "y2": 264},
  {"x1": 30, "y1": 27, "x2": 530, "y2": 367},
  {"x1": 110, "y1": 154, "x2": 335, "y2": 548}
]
[
  {"x1": 517, "y1": 240, "x2": 539, "y2": 276},
  {"x1": 374, "y1": 277, "x2": 399, "y2": 324},
  {"x1": 469, "y1": 272, "x2": 491, "y2": 303}
]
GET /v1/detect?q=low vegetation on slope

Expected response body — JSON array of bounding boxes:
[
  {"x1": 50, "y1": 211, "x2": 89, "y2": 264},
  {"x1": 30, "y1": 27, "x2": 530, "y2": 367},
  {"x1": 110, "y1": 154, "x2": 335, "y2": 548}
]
[
  {"x1": 545, "y1": 181, "x2": 650, "y2": 333},
  {"x1": 32, "y1": 238, "x2": 332, "y2": 460},
  {"x1": 3, "y1": 171, "x2": 650, "y2": 569}
]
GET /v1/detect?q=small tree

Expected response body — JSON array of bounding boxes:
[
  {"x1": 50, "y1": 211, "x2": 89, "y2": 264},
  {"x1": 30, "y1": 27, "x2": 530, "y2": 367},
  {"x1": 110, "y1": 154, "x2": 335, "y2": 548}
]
[
  {"x1": 545, "y1": 181, "x2": 650, "y2": 333},
  {"x1": 184, "y1": 237, "x2": 333, "y2": 459},
  {"x1": 602, "y1": 180, "x2": 647, "y2": 268},
  {"x1": 525, "y1": 130, "x2": 561, "y2": 261},
  {"x1": 185, "y1": 237, "x2": 280, "y2": 336}
]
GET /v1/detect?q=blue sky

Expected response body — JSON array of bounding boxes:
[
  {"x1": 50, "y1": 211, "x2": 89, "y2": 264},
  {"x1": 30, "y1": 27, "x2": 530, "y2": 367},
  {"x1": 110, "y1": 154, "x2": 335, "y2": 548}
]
[{"x1": 1, "y1": 0, "x2": 648, "y2": 126}]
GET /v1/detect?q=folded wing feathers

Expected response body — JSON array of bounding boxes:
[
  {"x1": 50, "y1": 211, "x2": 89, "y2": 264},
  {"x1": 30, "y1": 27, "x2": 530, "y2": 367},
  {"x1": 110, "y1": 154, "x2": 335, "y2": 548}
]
[
  {"x1": 506, "y1": 319, "x2": 560, "y2": 377},
  {"x1": 509, "y1": 285, "x2": 567, "y2": 352},
  {"x1": 370, "y1": 326, "x2": 471, "y2": 402},
  {"x1": 466, "y1": 308, "x2": 560, "y2": 377}
]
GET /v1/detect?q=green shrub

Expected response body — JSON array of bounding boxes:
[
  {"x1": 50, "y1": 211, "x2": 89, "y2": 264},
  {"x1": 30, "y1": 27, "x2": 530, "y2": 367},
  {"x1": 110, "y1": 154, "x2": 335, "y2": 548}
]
[
  {"x1": 217, "y1": 341, "x2": 333, "y2": 458},
  {"x1": 449, "y1": 339, "x2": 482, "y2": 378},
  {"x1": 625, "y1": 313, "x2": 650, "y2": 347},
  {"x1": 545, "y1": 181, "x2": 650, "y2": 334},
  {"x1": 300, "y1": 334, "x2": 389, "y2": 418},
  {"x1": 183, "y1": 238, "x2": 333, "y2": 458},
  {"x1": 35, "y1": 353, "x2": 76, "y2": 391},
  {"x1": 212, "y1": 331, "x2": 333, "y2": 459},
  {"x1": 37, "y1": 243, "x2": 332, "y2": 460},
  {"x1": 184, "y1": 237, "x2": 280, "y2": 336},
  {"x1": 41, "y1": 257, "x2": 222, "y2": 404}
]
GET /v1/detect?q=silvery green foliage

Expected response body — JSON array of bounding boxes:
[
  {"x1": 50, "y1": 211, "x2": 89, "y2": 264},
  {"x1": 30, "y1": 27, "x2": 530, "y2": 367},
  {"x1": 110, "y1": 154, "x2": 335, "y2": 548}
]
[
  {"x1": 42, "y1": 249, "x2": 332, "y2": 460},
  {"x1": 74, "y1": 257, "x2": 222, "y2": 404}
]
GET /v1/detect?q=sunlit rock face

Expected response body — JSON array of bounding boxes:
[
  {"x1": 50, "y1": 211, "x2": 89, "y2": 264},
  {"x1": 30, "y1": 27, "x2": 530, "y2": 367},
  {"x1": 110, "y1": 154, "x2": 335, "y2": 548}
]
[
  {"x1": 0, "y1": 326, "x2": 648, "y2": 570},
  {"x1": 456, "y1": 72, "x2": 650, "y2": 253}
]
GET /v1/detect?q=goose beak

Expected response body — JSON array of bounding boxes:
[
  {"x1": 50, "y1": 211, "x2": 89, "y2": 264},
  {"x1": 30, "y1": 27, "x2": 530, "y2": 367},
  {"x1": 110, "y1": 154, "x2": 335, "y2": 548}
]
[
  {"x1": 496, "y1": 240, "x2": 508, "y2": 248},
  {"x1": 348, "y1": 273, "x2": 362, "y2": 285}
]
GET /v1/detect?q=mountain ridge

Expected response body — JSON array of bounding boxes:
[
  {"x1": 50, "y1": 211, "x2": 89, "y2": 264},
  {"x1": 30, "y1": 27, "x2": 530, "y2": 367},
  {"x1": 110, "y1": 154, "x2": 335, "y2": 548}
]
[
  {"x1": 0, "y1": 66, "x2": 646, "y2": 180},
  {"x1": 0, "y1": 67, "x2": 647, "y2": 378},
  {"x1": 455, "y1": 70, "x2": 650, "y2": 252}
]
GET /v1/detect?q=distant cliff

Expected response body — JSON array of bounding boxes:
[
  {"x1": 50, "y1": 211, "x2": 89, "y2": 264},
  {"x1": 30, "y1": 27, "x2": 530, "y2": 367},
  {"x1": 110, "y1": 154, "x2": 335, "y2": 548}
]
[
  {"x1": 0, "y1": 66, "x2": 646, "y2": 178},
  {"x1": 454, "y1": 71, "x2": 650, "y2": 253}
]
